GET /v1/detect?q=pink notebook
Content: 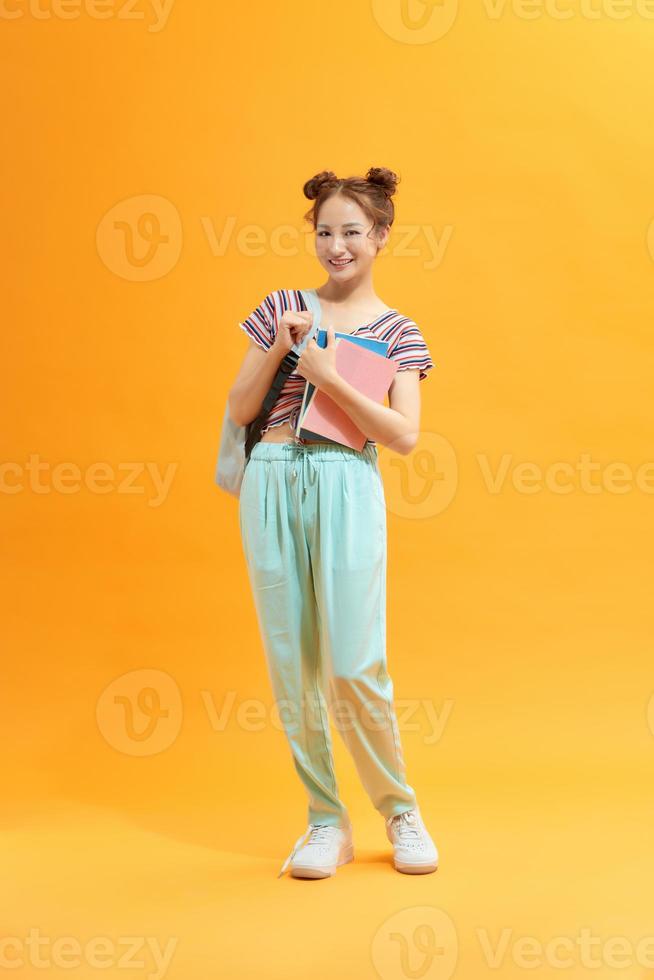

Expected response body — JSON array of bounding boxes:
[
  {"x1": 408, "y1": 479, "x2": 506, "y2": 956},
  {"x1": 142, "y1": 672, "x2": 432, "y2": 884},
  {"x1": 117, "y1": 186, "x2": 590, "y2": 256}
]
[{"x1": 300, "y1": 339, "x2": 398, "y2": 450}]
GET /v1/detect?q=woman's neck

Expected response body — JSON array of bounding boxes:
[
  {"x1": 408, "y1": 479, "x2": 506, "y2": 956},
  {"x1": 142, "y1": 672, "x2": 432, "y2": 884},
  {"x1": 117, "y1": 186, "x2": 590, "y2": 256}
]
[{"x1": 316, "y1": 278, "x2": 381, "y2": 307}]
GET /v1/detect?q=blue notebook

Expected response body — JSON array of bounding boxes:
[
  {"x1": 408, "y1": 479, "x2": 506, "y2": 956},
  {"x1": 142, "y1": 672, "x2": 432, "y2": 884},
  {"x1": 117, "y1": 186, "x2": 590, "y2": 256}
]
[{"x1": 297, "y1": 330, "x2": 390, "y2": 444}]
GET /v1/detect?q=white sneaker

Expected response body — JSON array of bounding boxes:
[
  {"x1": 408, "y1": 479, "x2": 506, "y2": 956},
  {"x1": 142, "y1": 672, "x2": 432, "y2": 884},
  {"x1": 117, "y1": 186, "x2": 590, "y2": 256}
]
[
  {"x1": 277, "y1": 822, "x2": 354, "y2": 879},
  {"x1": 385, "y1": 807, "x2": 439, "y2": 874}
]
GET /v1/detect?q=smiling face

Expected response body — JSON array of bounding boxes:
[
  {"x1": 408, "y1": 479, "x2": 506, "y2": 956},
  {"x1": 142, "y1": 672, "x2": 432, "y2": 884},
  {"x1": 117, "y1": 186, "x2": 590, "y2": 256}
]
[{"x1": 315, "y1": 193, "x2": 390, "y2": 282}]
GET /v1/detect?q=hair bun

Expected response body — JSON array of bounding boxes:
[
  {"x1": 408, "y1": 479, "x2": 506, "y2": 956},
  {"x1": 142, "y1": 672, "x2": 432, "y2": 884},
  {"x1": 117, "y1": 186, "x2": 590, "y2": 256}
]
[
  {"x1": 365, "y1": 167, "x2": 399, "y2": 197},
  {"x1": 303, "y1": 170, "x2": 339, "y2": 200}
]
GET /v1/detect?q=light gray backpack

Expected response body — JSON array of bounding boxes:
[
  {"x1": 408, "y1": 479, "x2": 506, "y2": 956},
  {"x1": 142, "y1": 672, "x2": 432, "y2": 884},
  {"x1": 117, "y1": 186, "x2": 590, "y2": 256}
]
[{"x1": 214, "y1": 288, "x2": 322, "y2": 497}]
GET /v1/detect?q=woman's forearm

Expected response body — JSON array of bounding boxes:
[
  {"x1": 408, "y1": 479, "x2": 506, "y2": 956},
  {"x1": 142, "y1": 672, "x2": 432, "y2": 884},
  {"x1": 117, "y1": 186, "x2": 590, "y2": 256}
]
[
  {"x1": 320, "y1": 373, "x2": 416, "y2": 454},
  {"x1": 228, "y1": 343, "x2": 288, "y2": 426}
]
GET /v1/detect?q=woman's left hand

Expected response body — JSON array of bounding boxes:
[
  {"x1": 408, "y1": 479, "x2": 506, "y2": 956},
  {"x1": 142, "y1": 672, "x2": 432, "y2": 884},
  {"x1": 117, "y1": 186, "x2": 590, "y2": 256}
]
[{"x1": 296, "y1": 324, "x2": 339, "y2": 389}]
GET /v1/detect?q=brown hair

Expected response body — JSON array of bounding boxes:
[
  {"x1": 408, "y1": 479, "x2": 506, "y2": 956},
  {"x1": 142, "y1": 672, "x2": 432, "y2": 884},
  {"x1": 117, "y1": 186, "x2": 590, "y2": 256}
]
[{"x1": 302, "y1": 167, "x2": 399, "y2": 251}]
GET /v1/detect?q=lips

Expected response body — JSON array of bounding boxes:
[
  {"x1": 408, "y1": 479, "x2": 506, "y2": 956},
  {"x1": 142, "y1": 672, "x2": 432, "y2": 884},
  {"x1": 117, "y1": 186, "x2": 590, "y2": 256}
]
[{"x1": 330, "y1": 258, "x2": 354, "y2": 267}]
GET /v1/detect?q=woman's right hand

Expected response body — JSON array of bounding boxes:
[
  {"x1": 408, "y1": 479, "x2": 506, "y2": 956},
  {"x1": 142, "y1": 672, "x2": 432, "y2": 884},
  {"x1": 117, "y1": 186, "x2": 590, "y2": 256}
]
[{"x1": 272, "y1": 310, "x2": 314, "y2": 355}]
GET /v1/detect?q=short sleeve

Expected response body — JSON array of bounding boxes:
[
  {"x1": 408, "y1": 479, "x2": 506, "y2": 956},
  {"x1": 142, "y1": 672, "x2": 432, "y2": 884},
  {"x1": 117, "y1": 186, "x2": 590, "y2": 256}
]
[
  {"x1": 387, "y1": 319, "x2": 435, "y2": 381},
  {"x1": 238, "y1": 292, "x2": 276, "y2": 351}
]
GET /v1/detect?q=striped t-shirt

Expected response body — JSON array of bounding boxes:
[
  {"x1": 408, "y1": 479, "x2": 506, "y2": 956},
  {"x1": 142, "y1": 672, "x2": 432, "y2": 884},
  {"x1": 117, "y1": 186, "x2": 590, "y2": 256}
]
[{"x1": 238, "y1": 288, "x2": 435, "y2": 441}]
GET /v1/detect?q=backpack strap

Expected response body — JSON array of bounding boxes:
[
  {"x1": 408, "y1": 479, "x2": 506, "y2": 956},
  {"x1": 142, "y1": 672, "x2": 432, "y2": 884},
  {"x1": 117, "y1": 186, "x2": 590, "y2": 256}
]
[{"x1": 243, "y1": 289, "x2": 320, "y2": 460}]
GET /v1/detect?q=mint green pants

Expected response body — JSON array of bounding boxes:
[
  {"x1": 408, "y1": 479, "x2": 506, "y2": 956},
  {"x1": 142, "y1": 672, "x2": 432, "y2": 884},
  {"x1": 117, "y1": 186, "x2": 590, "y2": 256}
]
[{"x1": 238, "y1": 439, "x2": 418, "y2": 828}]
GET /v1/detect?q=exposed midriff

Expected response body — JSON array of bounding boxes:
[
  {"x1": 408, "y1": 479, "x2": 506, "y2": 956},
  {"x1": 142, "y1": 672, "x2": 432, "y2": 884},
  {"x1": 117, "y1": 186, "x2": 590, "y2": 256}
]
[{"x1": 260, "y1": 421, "x2": 330, "y2": 445}]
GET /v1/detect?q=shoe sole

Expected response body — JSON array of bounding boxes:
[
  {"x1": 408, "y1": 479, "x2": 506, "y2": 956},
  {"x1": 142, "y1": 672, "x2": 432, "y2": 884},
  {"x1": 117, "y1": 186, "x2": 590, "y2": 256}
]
[
  {"x1": 393, "y1": 859, "x2": 438, "y2": 874},
  {"x1": 290, "y1": 841, "x2": 354, "y2": 879}
]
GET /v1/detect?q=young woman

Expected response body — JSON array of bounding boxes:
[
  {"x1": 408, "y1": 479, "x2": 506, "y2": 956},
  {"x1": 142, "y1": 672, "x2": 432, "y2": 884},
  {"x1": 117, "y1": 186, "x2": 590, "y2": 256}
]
[{"x1": 228, "y1": 167, "x2": 439, "y2": 879}]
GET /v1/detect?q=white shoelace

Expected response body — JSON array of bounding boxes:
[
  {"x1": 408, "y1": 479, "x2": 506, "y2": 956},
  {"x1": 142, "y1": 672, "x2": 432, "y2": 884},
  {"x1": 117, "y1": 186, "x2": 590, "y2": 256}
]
[
  {"x1": 277, "y1": 823, "x2": 336, "y2": 878},
  {"x1": 389, "y1": 810, "x2": 421, "y2": 843}
]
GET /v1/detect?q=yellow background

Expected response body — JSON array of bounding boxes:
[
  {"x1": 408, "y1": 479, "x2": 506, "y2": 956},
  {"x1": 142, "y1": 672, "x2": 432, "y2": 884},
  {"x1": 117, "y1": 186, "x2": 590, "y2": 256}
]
[{"x1": 2, "y1": 1, "x2": 653, "y2": 978}]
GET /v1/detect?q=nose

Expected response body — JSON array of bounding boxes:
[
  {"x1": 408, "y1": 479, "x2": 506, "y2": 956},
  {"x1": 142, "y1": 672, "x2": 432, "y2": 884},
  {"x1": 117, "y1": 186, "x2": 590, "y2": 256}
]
[{"x1": 327, "y1": 234, "x2": 349, "y2": 254}]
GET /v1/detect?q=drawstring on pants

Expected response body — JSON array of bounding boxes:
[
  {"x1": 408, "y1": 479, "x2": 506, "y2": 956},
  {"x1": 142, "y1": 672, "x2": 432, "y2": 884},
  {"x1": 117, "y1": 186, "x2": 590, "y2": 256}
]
[{"x1": 289, "y1": 440, "x2": 319, "y2": 499}]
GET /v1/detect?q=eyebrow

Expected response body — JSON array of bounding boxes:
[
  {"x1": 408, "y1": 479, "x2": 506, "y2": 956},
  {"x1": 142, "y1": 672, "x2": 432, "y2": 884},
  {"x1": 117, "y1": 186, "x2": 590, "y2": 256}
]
[{"x1": 316, "y1": 222, "x2": 364, "y2": 229}]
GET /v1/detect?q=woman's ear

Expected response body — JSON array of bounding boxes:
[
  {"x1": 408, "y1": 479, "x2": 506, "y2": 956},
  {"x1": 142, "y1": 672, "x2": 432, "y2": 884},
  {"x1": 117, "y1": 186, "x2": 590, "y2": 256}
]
[{"x1": 376, "y1": 224, "x2": 391, "y2": 253}]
